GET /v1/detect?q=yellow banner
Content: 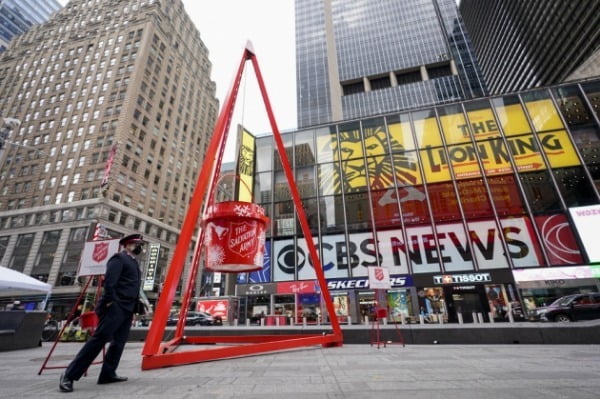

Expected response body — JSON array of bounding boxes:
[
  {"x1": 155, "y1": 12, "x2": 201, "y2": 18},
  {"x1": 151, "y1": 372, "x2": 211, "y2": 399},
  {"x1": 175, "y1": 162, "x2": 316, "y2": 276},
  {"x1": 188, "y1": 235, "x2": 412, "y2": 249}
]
[
  {"x1": 236, "y1": 126, "x2": 255, "y2": 202},
  {"x1": 421, "y1": 130, "x2": 580, "y2": 181}
]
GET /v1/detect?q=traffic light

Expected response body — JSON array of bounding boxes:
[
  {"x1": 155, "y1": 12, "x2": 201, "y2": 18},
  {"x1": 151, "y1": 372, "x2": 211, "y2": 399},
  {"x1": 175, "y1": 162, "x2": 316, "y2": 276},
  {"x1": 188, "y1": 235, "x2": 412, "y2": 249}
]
[{"x1": 0, "y1": 117, "x2": 21, "y2": 149}]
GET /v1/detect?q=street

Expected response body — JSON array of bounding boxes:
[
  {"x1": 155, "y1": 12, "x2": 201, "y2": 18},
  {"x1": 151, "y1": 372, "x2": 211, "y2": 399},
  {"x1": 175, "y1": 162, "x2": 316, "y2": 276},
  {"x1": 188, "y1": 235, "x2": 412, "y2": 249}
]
[{"x1": 2, "y1": 342, "x2": 599, "y2": 398}]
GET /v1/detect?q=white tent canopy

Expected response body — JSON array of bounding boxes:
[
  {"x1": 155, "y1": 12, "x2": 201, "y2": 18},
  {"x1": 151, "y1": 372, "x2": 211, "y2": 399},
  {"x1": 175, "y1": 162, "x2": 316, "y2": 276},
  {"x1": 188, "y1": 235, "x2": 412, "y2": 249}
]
[{"x1": 0, "y1": 266, "x2": 52, "y2": 294}]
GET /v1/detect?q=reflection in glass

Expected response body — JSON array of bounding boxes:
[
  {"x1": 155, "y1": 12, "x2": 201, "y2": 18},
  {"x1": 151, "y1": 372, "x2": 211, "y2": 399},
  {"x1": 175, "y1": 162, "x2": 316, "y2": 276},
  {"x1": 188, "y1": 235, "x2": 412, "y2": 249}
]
[
  {"x1": 273, "y1": 133, "x2": 293, "y2": 171},
  {"x1": 491, "y1": 95, "x2": 532, "y2": 136},
  {"x1": 552, "y1": 166, "x2": 598, "y2": 206},
  {"x1": 398, "y1": 185, "x2": 430, "y2": 225},
  {"x1": 521, "y1": 90, "x2": 564, "y2": 132},
  {"x1": 294, "y1": 129, "x2": 316, "y2": 167},
  {"x1": 317, "y1": 162, "x2": 342, "y2": 196},
  {"x1": 297, "y1": 198, "x2": 319, "y2": 236},
  {"x1": 427, "y1": 182, "x2": 462, "y2": 222},
  {"x1": 486, "y1": 175, "x2": 525, "y2": 216},
  {"x1": 581, "y1": 81, "x2": 600, "y2": 121},
  {"x1": 371, "y1": 189, "x2": 401, "y2": 229},
  {"x1": 273, "y1": 171, "x2": 291, "y2": 202},
  {"x1": 254, "y1": 172, "x2": 272, "y2": 204},
  {"x1": 319, "y1": 195, "x2": 345, "y2": 234},
  {"x1": 412, "y1": 109, "x2": 442, "y2": 148},
  {"x1": 296, "y1": 165, "x2": 316, "y2": 198},
  {"x1": 556, "y1": 82, "x2": 600, "y2": 193},
  {"x1": 386, "y1": 113, "x2": 415, "y2": 150},
  {"x1": 457, "y1": 179, "x2": 493, "y2": 219},
  {"x1": 256, "y1": 137, "x2": 273, "y2": 172},
  {"x1": 438, "y1": 104, "x2": 469, "y2": 145},
  {"x1": 519, "y1": 171, "x2": 562, "y2": 214},
  {"x1": 464, "y1": 99, "x2": 501, "y2": 142},
  {"x1": 552, "y1": 85, "x2": 594, "y2": 129},
  {"x1": 273, "y1": 201, "x2": 295, "y2": 237},
  {"x1": 315, "y1": 126, "x2": 339, "y2": 163},
  {"x1": 344, "y1": 192, "x2": 372, "y2": 232}
]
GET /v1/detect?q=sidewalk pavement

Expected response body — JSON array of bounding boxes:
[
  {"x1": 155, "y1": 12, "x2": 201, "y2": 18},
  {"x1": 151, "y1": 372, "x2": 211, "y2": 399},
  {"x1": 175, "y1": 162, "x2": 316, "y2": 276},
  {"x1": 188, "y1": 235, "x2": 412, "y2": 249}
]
[{"x1": 2, "y1": 342, "x2": 600, "y2": 398}]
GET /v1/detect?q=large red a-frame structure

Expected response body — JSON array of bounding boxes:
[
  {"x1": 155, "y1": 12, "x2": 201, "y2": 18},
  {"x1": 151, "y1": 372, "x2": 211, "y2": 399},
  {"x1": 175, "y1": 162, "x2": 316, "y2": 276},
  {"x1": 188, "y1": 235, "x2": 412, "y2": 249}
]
[{"x1": 141, "y1": 43, "x2": 343, "y2": 370}]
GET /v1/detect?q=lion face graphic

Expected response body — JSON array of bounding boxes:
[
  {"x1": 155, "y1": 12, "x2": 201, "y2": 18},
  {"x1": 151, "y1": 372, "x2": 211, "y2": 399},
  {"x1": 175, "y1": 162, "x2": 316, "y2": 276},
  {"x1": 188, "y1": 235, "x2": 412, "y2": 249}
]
[{"x1": 319, "y1": 124, "x2": 419, "y2": 194}]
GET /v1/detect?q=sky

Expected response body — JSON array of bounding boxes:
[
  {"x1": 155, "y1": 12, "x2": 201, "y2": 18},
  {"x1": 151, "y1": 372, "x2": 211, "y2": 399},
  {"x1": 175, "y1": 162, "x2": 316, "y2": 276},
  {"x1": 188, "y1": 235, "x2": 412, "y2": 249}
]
[{"x1": 57, "y1": 0, "x2": 296, "y2": 161}]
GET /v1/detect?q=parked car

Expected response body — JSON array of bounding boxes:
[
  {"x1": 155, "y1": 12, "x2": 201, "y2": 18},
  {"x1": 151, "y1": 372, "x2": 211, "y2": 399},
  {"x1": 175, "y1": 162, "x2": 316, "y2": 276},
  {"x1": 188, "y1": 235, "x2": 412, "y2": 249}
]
[
  {"x1": 530, "y1": 293, "x2": 600, "y2": 322},
  {"x1": 166, "y1": 311, "x2": 215, "y2": 326}
]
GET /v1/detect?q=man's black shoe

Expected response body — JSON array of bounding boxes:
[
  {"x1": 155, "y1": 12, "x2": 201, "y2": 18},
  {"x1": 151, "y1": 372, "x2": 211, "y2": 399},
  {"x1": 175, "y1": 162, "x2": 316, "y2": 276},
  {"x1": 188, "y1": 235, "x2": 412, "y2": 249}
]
[
  {"x1": 97, "y1": 375, "x2": 128, "y2": 384},
  {"x1": 59, "y1": 373, "x2": 74, "y2": 393}
]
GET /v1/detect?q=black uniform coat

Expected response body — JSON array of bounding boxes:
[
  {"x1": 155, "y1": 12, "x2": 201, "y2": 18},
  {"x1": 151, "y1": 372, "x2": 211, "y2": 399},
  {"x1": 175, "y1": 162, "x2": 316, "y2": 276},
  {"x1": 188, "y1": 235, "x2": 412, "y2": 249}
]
[
  {"x1": 64, "y1": 250, "x2": 141, "y2": 381},
  {"x1": 98, "y1": 252, "x2": 141, "y2": 313}
]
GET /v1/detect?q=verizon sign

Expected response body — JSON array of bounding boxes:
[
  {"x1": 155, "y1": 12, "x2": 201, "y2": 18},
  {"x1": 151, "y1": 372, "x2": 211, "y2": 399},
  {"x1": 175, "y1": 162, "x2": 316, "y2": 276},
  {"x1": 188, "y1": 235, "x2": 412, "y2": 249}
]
[
  {"x1": 568, "y1": 205, "x2": 600, "y2": 262},
  {"x1": 78, "y1": 239, "x2": 120, "y2": 276}
]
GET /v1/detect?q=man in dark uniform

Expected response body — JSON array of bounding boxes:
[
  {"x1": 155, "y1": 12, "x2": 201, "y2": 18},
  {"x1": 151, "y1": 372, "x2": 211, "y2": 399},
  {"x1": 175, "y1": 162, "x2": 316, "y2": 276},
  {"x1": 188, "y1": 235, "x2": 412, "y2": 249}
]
[{"x1": 59, "y1": 234, "x2": 143, "y2": 393}]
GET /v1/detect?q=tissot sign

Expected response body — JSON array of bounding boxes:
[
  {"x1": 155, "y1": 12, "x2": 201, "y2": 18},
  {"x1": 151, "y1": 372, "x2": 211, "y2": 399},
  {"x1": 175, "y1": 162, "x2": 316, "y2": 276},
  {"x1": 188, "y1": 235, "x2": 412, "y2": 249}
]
[
  {"x1": 273, "y1": 217, "x2": 540, "y2": 281},
  {"x1": 433, "y1": 273, "x2": 492, "y2": 285}
]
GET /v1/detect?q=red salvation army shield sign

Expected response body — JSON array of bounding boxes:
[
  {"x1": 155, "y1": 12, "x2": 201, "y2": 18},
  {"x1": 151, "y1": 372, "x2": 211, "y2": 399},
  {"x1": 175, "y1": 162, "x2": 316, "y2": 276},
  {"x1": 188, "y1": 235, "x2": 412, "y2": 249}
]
[
  {"x1": 368, "y1": 266, "x2": 391, "y2": 289},
  {"x1": 92, "y1": 242, "x2": 109, "y2": 263},
  {"x1": 202, "y1": 201, "x2": 269, "y2": 273},
  {"x1": 78, "y1": 239, "x2": 120, "y2": 276},
  {"x1": 228, "y1": 221, "x2": 258, "y2": 257}
]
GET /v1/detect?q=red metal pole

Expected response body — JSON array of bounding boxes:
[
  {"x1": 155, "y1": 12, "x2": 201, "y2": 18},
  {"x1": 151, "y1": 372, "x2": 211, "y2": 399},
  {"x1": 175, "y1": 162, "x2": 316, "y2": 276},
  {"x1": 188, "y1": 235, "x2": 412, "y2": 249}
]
[
  {"x1": 249, "y1": 54, "x2": 342, "y2": 337},
  {"x1": 143, "y1": 48, "x2": 253, "y2": 356},
  {"x1": 38, "y1": 276, "x2": 93, "y2": 375}
]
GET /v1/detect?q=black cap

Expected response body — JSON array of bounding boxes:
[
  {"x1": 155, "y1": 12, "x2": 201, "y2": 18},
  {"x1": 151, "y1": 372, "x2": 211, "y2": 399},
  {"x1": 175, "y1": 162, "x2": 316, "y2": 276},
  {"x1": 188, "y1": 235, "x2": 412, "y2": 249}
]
[{"x1": 119, "y1": 233, "x2": 143, "y2": 246}]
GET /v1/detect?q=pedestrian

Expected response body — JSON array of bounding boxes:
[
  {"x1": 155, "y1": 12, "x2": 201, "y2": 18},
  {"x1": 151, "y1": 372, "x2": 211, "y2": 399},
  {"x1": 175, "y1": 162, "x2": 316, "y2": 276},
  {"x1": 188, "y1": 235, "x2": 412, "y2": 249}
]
[{"x1": 59, "y1": 234, "x2": 144, "y2": 393}]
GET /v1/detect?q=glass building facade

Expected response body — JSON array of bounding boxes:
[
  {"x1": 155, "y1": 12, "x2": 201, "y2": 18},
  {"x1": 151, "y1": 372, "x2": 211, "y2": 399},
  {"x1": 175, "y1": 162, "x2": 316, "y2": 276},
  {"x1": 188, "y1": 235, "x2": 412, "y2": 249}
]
[
  {"x1": 296, "y1": 0, "x2": 487, "y2": 129},
  {"x1": 0, "y1": 0, "x2": 62, "y2": 52},
  {"x1": 235, "y1": 78, "x2": 600, "y2": 325},
  {"x1": 460, "y1": 0, "x2": 600, "y2": 95}
]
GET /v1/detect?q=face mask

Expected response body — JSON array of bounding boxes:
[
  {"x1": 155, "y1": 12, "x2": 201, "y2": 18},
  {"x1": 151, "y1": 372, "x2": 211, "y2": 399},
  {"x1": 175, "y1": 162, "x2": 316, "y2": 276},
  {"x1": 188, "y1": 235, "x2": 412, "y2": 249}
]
[{"x1": 132, "y1": 244, "x2": 143, "y2": 255}]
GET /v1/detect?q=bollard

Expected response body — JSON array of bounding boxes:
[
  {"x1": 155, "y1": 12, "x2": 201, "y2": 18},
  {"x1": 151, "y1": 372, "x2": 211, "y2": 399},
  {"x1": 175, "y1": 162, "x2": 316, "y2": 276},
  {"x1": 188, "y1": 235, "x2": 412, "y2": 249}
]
[
  {"x1": 419, "y1": 314, "x2": 425, "y2": 324},
  {"x1": 508, "y1": 311, "x2": 514, "y2": 323},
  {"x1": 472, "y1": 312, "x2": 478, "y2": 324},
  {"x1": 477, "y1": 313, "x2": 484, "y2": 324},
  {"x1": 488, "y1": 312, "x2": 495, "y2": 324},
  {"x1": 246, "y1": 319, "x2": 250, "y2": 327},
  {"x1": 260, "y1": 318, "x2": 265, "y2": 327},
  {"x1": 347, "y1": 316, "x2": 352, "y2": 325},
  {"x1": 438, "y1": 314, "x2": 444, "y2": 325},
  {"x1": 303, "y1": 317, "x2": 307, "y2": 327},
  {"x1": 382, "y1": 317, "x2": 388, "y2": 326},
  {"x1": 457, "y1": 312, "x2": 463, "y2": 324},
  {"x1": 233, "y1": 318, "x2": 238, "y2": 326},
  {"x1": 289, "y1": 317, "x2": 293, "y2": 326},
  {"x1": 276, "y1": 317, "x2": 280, "y2": 327},
  {"x1": 400, "y1": 314, "x2": 406, "y2": 325}
]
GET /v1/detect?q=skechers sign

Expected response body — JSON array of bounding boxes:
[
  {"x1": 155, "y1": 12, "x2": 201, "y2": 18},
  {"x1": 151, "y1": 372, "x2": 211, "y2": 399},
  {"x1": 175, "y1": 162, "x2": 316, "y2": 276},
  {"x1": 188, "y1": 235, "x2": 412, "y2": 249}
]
[
  {"x1": 273, "y1": 217, "x2": 541, "y2": 281},
  {"x1": 433, "y1": 273, "x2": 492, "y2": 285},
  {"x1": 327, "y1": 275, "x2": 413, "y2": 291}
]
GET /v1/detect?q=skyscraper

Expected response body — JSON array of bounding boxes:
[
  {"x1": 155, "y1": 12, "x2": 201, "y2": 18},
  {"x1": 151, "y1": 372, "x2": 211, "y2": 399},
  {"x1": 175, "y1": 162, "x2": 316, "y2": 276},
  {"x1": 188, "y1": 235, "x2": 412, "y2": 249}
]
[
  {"x1": 0, "y1": 0, "x2": 63, "y2": 52},
  {"x1": 295, "y1": 0, "x2": 487, "y2": 128},
  {"x1": 0, "y1": 0, "x2": 218, "y2": 313},
  {"x1": 460, "y1": 0, "x2": 600, "y2": 95}
]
